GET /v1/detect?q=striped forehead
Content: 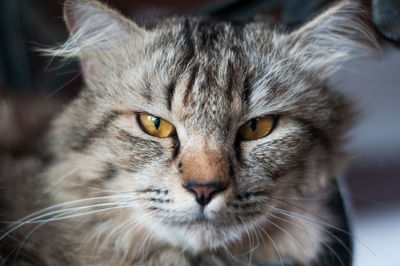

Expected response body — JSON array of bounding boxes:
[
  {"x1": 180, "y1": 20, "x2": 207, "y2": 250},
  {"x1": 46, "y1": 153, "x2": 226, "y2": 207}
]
[
  {"x1": 135, "y1": 20, "x2": 249, "y2": 135},
  {"x1": 170, "y1": 20, "x2": 252, "y2": 132},
  {"x1": 176, "y1": 60, "x2": 235, "y2": 133}
]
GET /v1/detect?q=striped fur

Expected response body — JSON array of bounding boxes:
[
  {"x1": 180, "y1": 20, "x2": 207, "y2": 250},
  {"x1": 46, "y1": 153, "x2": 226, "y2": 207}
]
[{"x1": 1, "y1": 0, "x2": 376, "y2": 265}]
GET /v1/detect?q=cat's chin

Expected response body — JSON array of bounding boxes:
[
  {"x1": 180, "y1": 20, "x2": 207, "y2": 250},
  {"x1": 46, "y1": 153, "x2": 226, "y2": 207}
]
[
  {"x1": 159, "y1": 224, "x2": 234, "y2": 252},
  {"x1": 146, "y1": 215, "x2": 256, "y2": 253}
]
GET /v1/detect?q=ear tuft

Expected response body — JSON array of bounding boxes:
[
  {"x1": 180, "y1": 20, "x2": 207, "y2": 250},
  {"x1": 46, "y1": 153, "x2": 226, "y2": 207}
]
[
  {"x1": 45, "y1": 0, "x2": 142, "y2": 59},
  {"x1": 63, "y1": 0, "x2": 131, "y2": 33},
  {"x1": 285, "y1": 0, "x2": 378, "y2": 75}
]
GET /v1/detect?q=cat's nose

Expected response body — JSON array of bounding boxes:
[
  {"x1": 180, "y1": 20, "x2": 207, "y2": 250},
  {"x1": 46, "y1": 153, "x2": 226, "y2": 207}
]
[{"x1": 184, "y1": 181, "x2": 227, "y2": 206}]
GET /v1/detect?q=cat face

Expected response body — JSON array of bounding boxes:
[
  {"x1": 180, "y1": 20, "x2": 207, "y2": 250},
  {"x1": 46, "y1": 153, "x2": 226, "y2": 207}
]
[{"x1": 46, "y1": 0, "x2": 373, "y2": 258}]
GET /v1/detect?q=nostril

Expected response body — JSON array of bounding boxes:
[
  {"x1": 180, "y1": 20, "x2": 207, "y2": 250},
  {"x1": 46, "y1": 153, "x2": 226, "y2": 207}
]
[
  {"x1": 183, "y1": 181, "x2": 227, "y2": 206},
  {"x1": 191, "y1": 186, "x2": 215, "y2": 199}
]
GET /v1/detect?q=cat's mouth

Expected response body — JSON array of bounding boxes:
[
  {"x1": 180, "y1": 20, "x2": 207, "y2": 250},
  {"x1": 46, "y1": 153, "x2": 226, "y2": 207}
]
[
  {"x1": 191, "y1": 213, "x2": 212, "y2": 224},
  {"x1": 168, "y1": 211, "x2": 233, "y2": 228},
  {"x1": 168, "y1": 213, "x2": 213, "y2": 226}
]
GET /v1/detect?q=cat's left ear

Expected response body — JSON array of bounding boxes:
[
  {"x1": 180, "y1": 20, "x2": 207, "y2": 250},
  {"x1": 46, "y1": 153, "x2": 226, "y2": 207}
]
[
  {"x1": 284, "y1": 0, "x2": 377, "y2": 75},
  {"x1": 55, "y1": 0, "x2": 145, "y2": 76}
]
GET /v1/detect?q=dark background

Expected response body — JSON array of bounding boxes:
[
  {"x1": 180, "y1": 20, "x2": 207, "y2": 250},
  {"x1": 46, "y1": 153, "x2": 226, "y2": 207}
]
[{"x1": 0, "y1": 0, "x2": 399, "y2": 265}]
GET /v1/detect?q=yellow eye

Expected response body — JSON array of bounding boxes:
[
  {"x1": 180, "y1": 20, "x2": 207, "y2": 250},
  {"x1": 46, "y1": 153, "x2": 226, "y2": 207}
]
[
  {"x1": 138, "y1": 114, "x2": 176, "y2": 138},
  {"x1": 238, "y1": 116, "x2": 276, "y2": 140}
]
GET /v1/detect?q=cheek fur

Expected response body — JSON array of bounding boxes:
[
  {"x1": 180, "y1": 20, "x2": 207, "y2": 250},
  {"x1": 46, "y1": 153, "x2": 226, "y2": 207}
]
[
  {"x1": 102, "y1": 126, "x2": 171, "y2": 172},
  {"x1": 242, "y1": 124, "x2": 313, "y2": 182}
]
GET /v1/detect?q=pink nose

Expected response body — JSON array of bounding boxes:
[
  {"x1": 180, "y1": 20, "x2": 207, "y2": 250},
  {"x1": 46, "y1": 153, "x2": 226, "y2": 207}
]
[{"x1": 184, "y1": 181, "x2": 227, "y2": 206}]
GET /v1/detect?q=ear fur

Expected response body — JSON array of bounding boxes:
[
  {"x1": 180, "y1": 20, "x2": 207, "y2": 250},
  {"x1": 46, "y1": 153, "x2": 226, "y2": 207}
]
[
  {"x1": 47, "y1": 0, "x2": 146, "y2": 78},
  {"x1": 284, "y1": 0, "x2": 377, "y2": 75},
  {"x1": 63, "y1": 0, "x2": 134, "y2": 33},
  {"x1": 49, "y1": 0, "x2": 144, "y2": 59}
]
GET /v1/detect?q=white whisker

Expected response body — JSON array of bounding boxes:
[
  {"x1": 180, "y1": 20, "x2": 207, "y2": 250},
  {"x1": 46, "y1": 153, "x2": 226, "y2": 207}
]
[
  {"x1": 255, "y1": 223, "x2": 284, "y2": 266},
  {"x1": 0, "y1": 196, "x2": 135, "y2": 241},
  {"x1": 271, "y1": 206, "x2": 376, "y2": 257},
  {"x1": 263, "y1": 216, "x2": 309, "y2": 263},
  {"x1": 41, "y1": 169, "x2": 78, "y2": 195}
]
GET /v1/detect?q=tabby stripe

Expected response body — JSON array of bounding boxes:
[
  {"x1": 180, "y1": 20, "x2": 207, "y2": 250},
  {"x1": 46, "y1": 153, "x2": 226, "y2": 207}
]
[
  {"x1": 117, "y1": 129, "x2": 159, "y2": 147},
  {"x1": 203, "y1": 64, "x2": 217, "y2": 92},
  {"x1": 102, "y1": 163, "x2": 117, "y2": 180},
  {"x1": 197, "y1": 20, "x2": 220, "y2": 49},
  {"x1": 183, "y1": 64, "x2": 199, "y2": 107},
  {"x1": 172, "y1": 135, "x2": 180, "y2": 160},
  {"x1": 166, "y1": 79, "x2": 176, "y2": 111},
  {"x1": 294, "y1": 117, "x2": 331, "y2": 150},
  {"x1": 72, "y1": 110, "x2": 124, "y2": 151},
  {"x1": 234, "y1": 135, "x2": 243, "y2": 164},
  {"x1": 228, "y1": 156, "x2": 234, "y2": 177},
  {"x1": 242, "y1": 75, "x2": 253, "y2": 105},
  {"x1": 143, "y1": 80, "x2": 152, "y2": 102},
  {"x1": 182, "y1": 18, "x2": 195, "y2": 67},
  {"x1": 226, "y1": 60, "x2": 235, "y2": 102},
  {"x1": 116, "y1": 129, "x2": 164, "y2": 171},
  {"x1": 140, "y1": 188, "x2": 168, "y2": 195}
]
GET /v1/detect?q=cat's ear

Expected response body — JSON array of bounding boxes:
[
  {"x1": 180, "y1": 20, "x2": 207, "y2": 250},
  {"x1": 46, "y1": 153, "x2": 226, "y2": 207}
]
[
  {"x1": 63, "y1": 0, "x2": 139, "y2": 35},
  {"x1": 55, "y1": 0, "x2": 145, "y2": 76},
  {"x1": 284, "y1": 0, "x2": 376, "y2": 75}
]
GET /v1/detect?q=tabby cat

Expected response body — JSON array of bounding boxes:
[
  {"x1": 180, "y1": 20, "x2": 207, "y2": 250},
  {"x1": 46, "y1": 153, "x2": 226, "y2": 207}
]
[{"x1": 0, "y1": 0, "x2": 375, "y2": 265}]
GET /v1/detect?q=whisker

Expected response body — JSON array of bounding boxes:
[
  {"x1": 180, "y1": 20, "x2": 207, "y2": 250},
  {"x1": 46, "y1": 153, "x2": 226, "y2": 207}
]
[
  {"x1": 138, "y1": 218, "x2": 160, "y2": 261},
  {"x1": 41, "y1": 169, "x2": 78, "y2": 196},
  {"x1": 118, "y1": 209, "x2": 160, "y2": 246},
  {"x1": 255, "y1": 223, "x2": 284, "y2": 266},
  {"x1": 238, "y1": 217, "x2": 255, "y2": 265},
  {"x1": 40, "y1": 205, "x2": 134, "y2": 222},
  {"x1": 262, "y1": 217, "x2": 309, "y2": 263},
  {"x1": 0, "y1": 197, "x2": 135, "y2": 241},
  {"x1": 266, "y1": 196, "x2": 378, "y2": 258},
  {"x1": 62, "y1": 182, "x2": 125, "y2": 193},
  {"x1": 1, "y1": 195, "x2": 133, "y2": 226},
  {"x1": 46, "y1": 72, "x2": 82, "y2": 99},
  {"x1": 274, "y1": 211, "x2": 352, "y2": 257},
  {"x1": 271, "y1": 205, "x2": 376, "y2": 257},
  {"x1": 269, "y1": 195, "x2": 329, "y2": 201},
  {"x1": 269, "y1": 212, "x2": 349, "y2": 265},
  {"x1": 323, "y1": 242, "x2": 345, "y2": 266},
  {"x1": 5, "y1": 203, "x2": 134, "y2": 264},
  {"x1": 267, "y1": 207, "x2": 357, "y2": 266}
]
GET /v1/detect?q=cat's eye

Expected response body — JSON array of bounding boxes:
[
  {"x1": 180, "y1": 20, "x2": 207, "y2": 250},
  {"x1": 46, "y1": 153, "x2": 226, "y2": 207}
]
[
  {"x1": 138, "y1": 114, "x2": 176, "y2": 138},
  {"x1": 238, "y1": 115, "x2": 276, "y2": 140}
]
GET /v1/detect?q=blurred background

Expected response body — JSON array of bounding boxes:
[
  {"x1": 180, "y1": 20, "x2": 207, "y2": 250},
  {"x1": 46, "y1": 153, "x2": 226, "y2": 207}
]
[{"x1": 0, "y1": 0, "x2": 399, "y2": 265}]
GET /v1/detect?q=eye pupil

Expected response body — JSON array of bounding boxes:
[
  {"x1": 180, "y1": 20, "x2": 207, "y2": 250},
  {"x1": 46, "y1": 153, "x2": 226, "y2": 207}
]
[
  {"x1": 153, "y1": 117, "x2": 161, "y2": 130},
  {"x1": 139, "y1": 114, "x2": 175, "y2": 138},
  {"x1": 249, "y1": 119, "x2": 258, "y2": 131},
  {"x1": 238, "y1": 115, "x2": 275, "y2": 141}
]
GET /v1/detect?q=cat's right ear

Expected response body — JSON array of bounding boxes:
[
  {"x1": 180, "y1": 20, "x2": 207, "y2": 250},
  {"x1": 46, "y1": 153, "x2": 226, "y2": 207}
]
[{"x1": 55, "y1": 0, "x2": 145, "y2": 76}]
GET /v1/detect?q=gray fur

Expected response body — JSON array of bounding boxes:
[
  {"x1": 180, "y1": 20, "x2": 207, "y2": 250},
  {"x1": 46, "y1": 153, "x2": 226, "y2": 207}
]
[{"x1": 1, "y1": 0, "x2": 376, "y2": 265}]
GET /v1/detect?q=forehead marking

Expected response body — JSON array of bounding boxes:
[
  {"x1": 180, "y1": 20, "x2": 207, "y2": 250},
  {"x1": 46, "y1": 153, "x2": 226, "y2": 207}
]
[
  {"x1": 166, "y1": 79, "x2": 176, "y2": 111},
  {"x1": 183, "y1": 64, "x2": 199, "y2": 108},
  {"x1": 182, "y1": 19, "x2": 195, "y2": 67},
  {"x1": 226, "y1": 60, "x2": 235, "y2": 103}
]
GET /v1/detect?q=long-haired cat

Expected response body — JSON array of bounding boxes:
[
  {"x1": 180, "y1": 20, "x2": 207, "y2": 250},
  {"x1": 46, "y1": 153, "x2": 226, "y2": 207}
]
[{"x1": 0, "y1": 0, "x2": 375, "y2": 265}]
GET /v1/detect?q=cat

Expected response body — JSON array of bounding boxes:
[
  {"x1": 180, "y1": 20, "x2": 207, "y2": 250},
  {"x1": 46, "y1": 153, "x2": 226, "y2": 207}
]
[{"x1": 0, "y1": 0, "x2": 375, "y2": 265}]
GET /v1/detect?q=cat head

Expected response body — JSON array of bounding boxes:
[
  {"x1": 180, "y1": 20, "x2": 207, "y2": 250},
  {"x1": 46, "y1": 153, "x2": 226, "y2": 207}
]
[{"x1": 46, "y1": 0, "x2": 374, "y2": 259}]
